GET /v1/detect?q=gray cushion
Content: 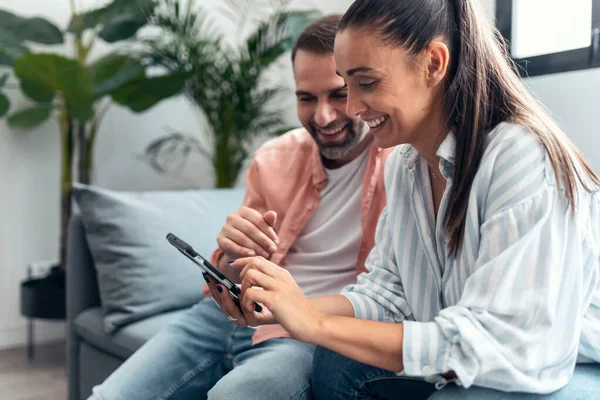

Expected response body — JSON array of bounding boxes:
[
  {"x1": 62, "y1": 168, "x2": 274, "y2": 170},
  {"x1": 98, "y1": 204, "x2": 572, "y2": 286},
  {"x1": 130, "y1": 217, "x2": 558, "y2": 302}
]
[
  {"x1": 72, "y1": 183, "x2": 245, "y2": 333},
  {"x1": 74, "y1": 307, "x2": 186, "y2": 359}
]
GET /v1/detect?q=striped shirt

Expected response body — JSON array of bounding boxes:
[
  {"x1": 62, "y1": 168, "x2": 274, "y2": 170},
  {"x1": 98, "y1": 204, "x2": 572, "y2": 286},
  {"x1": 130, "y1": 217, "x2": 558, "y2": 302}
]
[{"x1": 341, "y1": 122, "x2": 600, "y2": 393}]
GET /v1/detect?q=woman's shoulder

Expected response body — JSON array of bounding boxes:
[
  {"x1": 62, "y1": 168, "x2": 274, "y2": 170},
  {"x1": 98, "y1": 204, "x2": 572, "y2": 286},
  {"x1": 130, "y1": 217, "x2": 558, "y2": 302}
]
[
  {"x1": 482, "y1": 122, "x2": 544, "y2": 158},
  {"x1": 475, "y1": 122, "x2": 553, "y2": 216}
]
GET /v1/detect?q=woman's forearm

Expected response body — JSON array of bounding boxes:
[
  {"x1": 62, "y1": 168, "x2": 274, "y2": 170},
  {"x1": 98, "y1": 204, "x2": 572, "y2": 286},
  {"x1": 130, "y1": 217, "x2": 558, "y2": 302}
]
[
  {"x1": 310, "y1": 315, "x2": 405, "y2": 372},
  {"x1": 309, "y1": 294, "x2": 356, "y2": 317},
  {"x1": 307, "y1": 295, "x2": 404, "y2": 372}
]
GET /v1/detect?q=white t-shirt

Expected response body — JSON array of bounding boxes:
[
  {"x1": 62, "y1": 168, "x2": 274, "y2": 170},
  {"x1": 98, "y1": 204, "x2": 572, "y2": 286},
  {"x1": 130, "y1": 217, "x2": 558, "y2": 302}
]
[{"x1": 284, "y1": 148, "x2": 369, "y2": 298}]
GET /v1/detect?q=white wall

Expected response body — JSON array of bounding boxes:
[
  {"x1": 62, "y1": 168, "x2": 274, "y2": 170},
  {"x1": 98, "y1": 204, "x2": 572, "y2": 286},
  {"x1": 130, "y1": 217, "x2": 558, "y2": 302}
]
[
  {"x1": 0, "y1": 0, "x2": 73, "y2": 351},
  {"x1": 524, "y1": 68, "x2": 600, "y2": 173},
  {"x1": 483, "y1": 0, "x2": 599, "y2": 172},
  {"x1": 0, "y1": 0, "x2": 355, "y2": 349}
]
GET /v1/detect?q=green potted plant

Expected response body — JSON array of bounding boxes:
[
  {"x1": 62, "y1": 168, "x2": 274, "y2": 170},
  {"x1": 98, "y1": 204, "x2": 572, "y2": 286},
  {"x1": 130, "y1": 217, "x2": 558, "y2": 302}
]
[
  {"x1": 0, "y1": 0, "x2": 187, "y2": 271},
  {"x1": 142, "y1": 0, "x2": 319, "y2": 188}
]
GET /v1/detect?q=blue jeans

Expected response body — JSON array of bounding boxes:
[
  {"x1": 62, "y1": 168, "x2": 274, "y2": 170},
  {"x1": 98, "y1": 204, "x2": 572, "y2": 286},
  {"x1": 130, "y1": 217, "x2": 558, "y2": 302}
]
[
  {"x1": 312, "y1": 346, "x2": 600, "y2": 400},
  {"x1": 89, "y1": 298, "x2": 315, "y2": 400}
]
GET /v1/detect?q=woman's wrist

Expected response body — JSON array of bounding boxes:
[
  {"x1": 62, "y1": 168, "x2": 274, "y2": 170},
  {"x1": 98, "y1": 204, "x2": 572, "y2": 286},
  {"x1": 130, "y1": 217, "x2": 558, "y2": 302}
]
[{"x1": 304, "y1": 310, "x2": 329, "y2": 345}]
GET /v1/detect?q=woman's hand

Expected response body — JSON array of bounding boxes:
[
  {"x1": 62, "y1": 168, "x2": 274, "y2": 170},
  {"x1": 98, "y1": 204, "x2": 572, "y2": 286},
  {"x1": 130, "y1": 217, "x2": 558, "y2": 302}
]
[
  {"x1": 232, "y1": 257, "x2": 326, "y2": 343},
  {"x1": 203, "y1": 273, "x2": 275, "y2": 327}
]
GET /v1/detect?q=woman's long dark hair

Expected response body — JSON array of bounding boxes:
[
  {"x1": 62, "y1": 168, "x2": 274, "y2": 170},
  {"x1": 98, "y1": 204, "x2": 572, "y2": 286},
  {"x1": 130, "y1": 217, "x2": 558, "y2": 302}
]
[{"x1": 340, "y1": 0, "x2": 600, "y2": 257}]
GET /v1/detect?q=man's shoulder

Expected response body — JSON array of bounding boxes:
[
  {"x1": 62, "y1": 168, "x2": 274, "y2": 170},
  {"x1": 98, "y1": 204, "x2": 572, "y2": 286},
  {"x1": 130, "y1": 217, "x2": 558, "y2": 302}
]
[{"x1": 254, "y1": 128, "x2": 316, "y2": 161}]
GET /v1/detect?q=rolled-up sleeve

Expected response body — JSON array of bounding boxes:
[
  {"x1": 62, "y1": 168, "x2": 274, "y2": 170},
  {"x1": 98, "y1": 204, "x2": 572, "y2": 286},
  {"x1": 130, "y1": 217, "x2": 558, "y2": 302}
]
[
  {"x1": 403, "y1": 187, "x2": 590, "y2": 393},
  {"x1": 342, "y1": 207, "x2": 414, "y2": 323}
]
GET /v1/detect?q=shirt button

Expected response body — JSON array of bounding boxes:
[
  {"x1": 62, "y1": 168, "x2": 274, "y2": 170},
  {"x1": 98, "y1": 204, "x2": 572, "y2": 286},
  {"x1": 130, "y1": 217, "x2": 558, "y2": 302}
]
[
  {"x1": 422, "y1": 366, "x2": 434, "y2": 375},
  {"x1": 280, "y1": 243, "x2": 286, "y2": 250},
  {"x1": 306, "y1": 204, "x2": 313, "y2": 211}
]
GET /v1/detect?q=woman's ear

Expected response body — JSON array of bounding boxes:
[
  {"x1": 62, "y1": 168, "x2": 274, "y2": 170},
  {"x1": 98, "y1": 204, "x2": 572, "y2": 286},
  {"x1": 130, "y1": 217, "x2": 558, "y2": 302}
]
[{"x1": 425, "y1": 41, "x2": 450, "y2": 87}]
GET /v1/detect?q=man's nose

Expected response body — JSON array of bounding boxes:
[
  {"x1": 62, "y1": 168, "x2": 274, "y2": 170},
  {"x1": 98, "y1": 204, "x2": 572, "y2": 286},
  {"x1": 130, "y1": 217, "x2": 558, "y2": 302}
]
[{"x1": 314, "y1": 101, "x2": 337, "y2": 127}]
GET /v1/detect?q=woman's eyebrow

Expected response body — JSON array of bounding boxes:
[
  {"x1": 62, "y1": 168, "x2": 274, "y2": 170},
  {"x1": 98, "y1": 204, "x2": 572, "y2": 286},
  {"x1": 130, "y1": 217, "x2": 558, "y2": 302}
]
[
  {"x1": 347, "y1": 66, "x2": 373, "y2": 76},
  {"x1": 336, "y1": 67, "x2": 374, "y2": 77}
]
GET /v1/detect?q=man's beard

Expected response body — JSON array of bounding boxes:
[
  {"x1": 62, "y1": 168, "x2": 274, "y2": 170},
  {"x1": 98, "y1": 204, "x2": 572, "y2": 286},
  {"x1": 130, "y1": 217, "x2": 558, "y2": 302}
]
[{"x1": 310, "y1": 119, "x2": 369, "y2": 161}]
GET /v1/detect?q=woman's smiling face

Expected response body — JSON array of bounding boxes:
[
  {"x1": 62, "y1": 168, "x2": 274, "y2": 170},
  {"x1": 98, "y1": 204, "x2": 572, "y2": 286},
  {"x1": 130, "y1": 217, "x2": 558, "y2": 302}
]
[{"x1": 334, "y1": 28, "x2": 449, "y2": 149}]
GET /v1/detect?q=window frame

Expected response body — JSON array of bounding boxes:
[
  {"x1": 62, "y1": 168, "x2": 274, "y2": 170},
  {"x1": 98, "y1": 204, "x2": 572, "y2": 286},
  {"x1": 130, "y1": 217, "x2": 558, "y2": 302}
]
[{"x1": 496, "y1": 0, "x2": 600, "y2": 77}]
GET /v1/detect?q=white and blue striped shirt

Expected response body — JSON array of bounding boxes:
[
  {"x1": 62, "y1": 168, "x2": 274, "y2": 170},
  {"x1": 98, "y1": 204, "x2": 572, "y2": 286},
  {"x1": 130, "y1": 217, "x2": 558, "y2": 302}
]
[{"x1": 342, "y1": 122, "x2": 600, "y2": 393}]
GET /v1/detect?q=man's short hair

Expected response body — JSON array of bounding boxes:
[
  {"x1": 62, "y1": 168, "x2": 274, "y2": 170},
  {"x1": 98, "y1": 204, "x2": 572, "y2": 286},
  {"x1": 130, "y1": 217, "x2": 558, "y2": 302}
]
[{"x1": 291, "y1": 14, "x2": 343, "y2": 64}]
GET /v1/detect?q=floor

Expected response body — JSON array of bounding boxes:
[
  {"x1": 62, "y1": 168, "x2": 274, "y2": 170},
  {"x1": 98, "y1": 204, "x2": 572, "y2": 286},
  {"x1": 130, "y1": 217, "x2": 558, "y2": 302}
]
[{"x1": 0, "y1": 341, "x2": 67, "y2": 400}]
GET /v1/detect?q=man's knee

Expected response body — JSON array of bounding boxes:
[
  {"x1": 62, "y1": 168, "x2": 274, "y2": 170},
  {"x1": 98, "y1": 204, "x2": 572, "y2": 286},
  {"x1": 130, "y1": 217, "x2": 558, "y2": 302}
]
[
  {"x1": 208, "y1": 376, "x2": 310, "y2": 400},
  {"x1": 209, "y1": 343, "x2": 314, "y2": 400}
]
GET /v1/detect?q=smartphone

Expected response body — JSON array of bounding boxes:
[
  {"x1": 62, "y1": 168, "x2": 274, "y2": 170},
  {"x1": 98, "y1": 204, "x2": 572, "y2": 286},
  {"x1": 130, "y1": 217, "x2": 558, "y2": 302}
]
[{"x1": 166, "y1": 233, "x2": 262, "y2": 312}]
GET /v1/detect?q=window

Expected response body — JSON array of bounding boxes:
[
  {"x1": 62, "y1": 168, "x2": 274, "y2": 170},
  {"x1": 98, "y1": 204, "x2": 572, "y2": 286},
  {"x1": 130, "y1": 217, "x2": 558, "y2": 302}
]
[{"x1": 496, "y1": 0, "x2": 600, "y2": 77}]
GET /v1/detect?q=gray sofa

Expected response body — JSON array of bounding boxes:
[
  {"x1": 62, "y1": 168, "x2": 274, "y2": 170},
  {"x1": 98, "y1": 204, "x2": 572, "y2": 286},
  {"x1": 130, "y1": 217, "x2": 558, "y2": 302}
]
[{"x1": 66, "y1": 187, "x2": 245, "y2": 400}]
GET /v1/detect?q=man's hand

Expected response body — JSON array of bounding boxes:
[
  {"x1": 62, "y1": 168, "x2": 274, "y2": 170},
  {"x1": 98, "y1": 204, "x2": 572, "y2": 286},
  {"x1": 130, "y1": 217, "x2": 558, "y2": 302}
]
[{"x1": 217, "y1": 207, "x2": 279, "y2": 260}]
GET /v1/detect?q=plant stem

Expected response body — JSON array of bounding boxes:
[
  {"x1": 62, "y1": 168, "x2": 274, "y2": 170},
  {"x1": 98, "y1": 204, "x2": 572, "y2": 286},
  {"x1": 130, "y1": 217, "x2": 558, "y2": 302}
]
[
  {"x1": 58, "y1": 105, "x2": 73, "y2": 269},
  {"x1": 82, "y1": 25, "x2": 102, "y2": 62},
  {"x1": 69, "y1": 0, "x2": 77, "y2": 16},
  {"x1": 77, "y1": 120, "x2": 90, "y2": 184}
]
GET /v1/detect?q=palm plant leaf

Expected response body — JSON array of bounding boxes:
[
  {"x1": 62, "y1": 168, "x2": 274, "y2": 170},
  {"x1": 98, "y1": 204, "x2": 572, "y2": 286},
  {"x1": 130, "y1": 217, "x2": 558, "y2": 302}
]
[
  {"x1": 244, "y1": 10, "x2": 319, "y2": 66},
  {"x1": 142, "y1": 0, "x2": 318, "y2": 187}
]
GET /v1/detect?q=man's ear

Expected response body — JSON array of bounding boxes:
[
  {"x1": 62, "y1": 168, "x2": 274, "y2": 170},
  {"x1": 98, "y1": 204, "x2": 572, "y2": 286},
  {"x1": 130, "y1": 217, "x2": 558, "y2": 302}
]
[{"x1": 425, "y1": 41, "x2": 450, "y2": 87}]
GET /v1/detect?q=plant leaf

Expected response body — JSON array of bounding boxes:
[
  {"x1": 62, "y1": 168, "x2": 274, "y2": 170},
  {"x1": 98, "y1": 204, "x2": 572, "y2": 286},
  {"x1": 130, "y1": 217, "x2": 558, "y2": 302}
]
[
  {"x1": 280, "y1": 10, "x2": 321, "y2": 50},
  {"x1": 20, "y1": 80, "x2": 55, "y2": 103},
  {"x1": 0, "y1": 91, "x2": 10, "y2": 117},
  {"x1": 90, "y1": 53, "x2": 145, "y2": 97},
  {"x1": 7, "y1": 104, "x2": 53, "y2": 129},
  {"x1": 0, "y1": 9, "x2": 63, "y2": 45},
  {"x1": 112, "y1": 72, "x2": 186, "y2": 112},
  {"x1": 67, "y1": 6, "x2": 111, "y2": 35},
  {"x1": 99, "y1": 0, "x2": 157, "y2": 43},
  {"x1": 13, "y1": 53, "x2": 94, "y2": 121},
  {"x1": 0, "y1": 28, "x2": 29, "y2": 66},
  {"x1": 243, "y1": 10, "x2": 319, "y2": 68}
]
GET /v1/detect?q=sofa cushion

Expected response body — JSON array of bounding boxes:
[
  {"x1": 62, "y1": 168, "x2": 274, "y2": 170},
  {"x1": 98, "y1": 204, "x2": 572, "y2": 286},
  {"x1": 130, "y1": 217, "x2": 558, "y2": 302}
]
[
  {"x1": 72, "y1": 183, "x2": 245, "y2": 334},
  {"x1": 74, "y1": 307, "x2": 186, "y2": 359}
]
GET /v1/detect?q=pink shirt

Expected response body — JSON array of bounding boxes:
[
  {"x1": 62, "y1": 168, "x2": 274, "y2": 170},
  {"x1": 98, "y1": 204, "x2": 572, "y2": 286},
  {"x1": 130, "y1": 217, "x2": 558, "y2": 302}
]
[{"x1": 208, "y1": 128, "x2": 392, "y2": 344}]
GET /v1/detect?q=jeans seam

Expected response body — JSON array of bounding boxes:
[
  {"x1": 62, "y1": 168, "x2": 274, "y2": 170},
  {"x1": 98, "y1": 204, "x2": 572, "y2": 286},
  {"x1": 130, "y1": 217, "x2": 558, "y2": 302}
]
[
  {"x1": 290, "y1": 383, "x2": 311, "y2": 400},
  {"x1": 356, "y1": 375, "x2": 432, "y2": 400},
  {"x1": 156, "y1": 357, "x2": 222, "y2": 400}
]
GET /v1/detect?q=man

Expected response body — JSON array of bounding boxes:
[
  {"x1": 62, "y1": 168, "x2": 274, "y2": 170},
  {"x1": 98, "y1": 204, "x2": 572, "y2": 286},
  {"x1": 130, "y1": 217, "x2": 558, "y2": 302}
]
[{"x1": 89, "y1": 15, "x2": 392, "y2": 400}]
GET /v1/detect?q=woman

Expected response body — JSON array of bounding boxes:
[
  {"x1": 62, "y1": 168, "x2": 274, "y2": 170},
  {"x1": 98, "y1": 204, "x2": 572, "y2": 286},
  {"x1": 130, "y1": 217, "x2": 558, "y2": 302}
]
[{"x1": 209, "y1": 0, "x2": 600, "y2": 398}]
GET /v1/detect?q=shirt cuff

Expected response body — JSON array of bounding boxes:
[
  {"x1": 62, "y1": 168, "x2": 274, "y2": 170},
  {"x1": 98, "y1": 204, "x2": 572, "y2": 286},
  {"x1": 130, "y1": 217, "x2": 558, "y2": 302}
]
[
  {"x1": 340, "y1": 291, "x2": 385, "y2": 321},
  {"x1": 402, "y1": 320, "x2": 452, "y2": 377}
]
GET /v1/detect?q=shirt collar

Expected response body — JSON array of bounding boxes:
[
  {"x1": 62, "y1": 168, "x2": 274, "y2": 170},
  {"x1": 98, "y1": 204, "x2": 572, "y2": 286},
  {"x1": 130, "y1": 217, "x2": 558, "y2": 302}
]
[
  {"x1": 402, "y1": 131, "x2": 456, "y2": 173},
  {"x1": 435, "y1": 132, "x2": 456, "y2": 166}
]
